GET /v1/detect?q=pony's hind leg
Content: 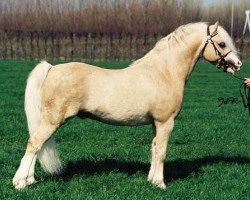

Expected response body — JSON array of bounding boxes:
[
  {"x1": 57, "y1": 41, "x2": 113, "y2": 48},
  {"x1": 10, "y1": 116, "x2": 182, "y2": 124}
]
[
  {"x1": 13, "y1": 122, "x2": 57, "y2": 190},
  {"x1": 148, "y1": 118, "x2": 174, "y2": 189},
  {"x1": 26, "y1": 155, "x2": 37, "y2": 186}
]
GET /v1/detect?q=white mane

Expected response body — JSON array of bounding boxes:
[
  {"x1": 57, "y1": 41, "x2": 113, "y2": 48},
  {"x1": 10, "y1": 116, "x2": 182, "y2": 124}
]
[
  {"x1": 130, "y1": 22, "x2": 207, "y2": 66},
  {"x1": 130, "y1": 22, "x2": 238, "y2": 67}
]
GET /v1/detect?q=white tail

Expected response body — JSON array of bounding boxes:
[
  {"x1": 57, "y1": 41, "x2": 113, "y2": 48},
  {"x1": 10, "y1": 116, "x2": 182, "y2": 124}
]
[{"x1": 25, "y1": 61, "x2": 62, "y2": 174}]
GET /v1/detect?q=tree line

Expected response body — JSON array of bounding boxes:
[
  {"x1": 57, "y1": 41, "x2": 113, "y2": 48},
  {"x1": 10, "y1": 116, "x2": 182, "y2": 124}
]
[
  {"x1": 1, "y1": 0, "x2": 249, "y2": 36},
  {"x1": 0, "y1": 0, "x2": 249, "y2": 61}
]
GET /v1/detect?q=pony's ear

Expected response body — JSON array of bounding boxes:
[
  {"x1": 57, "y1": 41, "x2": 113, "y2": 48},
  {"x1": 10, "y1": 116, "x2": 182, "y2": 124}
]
[{"x1": 211, "y1": 21, "x2": 219, "y2": 32}]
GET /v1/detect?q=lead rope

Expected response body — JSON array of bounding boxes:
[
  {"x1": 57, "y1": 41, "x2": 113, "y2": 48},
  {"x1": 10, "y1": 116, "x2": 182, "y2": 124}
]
[{"x1": 231, "y1": 74, "x2": 250, "y2": 115}]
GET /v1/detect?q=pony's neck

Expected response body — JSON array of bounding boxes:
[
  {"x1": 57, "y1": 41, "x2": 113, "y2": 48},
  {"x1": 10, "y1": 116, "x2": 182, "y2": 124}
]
[
  {"x1": 130, "y1": 23, "x2": 208, "y2": 86},
  {"x1": 168, "y1": 25, "x2": 207, "y2": 83}
]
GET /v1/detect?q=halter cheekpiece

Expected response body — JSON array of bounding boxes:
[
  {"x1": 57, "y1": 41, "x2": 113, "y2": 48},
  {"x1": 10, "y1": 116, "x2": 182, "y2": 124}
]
[{"x1": 200, "y1": 25, "x2": 232, "y2": 72}]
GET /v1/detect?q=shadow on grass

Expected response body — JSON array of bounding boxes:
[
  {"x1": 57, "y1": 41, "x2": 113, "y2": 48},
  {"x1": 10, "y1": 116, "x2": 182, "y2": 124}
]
[{"x1": 55, "y1": 156, "x2": 250, "y2": 183}]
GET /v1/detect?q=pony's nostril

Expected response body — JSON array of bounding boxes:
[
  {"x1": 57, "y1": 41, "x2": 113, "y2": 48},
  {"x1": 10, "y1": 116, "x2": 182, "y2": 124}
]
[{"x1": 237, "y1": 61, "x2": 242, "y2": 67}]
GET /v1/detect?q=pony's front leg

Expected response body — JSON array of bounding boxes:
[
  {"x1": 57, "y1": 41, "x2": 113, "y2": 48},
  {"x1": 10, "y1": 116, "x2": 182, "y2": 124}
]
[
  {"x1": 13, "y1": 123, "x2": 56, "y2": 190},
  {"x1": 148, "y1": 125, "x2": 156, "y2": 182},
  {"x1": 148, "y1": 118, "x2": 174, "y2": 189}
]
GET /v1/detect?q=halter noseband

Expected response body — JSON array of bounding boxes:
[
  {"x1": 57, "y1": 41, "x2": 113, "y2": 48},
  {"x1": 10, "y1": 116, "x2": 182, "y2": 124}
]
[{"x1": 200, "y1": 25, "x2": 232, "y2": 72}]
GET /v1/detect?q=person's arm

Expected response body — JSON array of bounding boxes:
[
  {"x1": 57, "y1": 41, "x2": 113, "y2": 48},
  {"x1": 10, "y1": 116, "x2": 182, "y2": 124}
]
[{"x1": 244, "y1": 78, "x2": 250, "y2": 88}]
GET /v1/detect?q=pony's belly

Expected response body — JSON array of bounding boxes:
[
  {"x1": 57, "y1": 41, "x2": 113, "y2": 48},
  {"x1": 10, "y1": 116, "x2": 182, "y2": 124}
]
[
  {"x1": 84, "y1": 95, "x2": 153, "y2": 125},
  {"x1": 80, "y1": 111, "x2": 152, "y2": 126},
  {"x1": 102, "y1": 115, "x2": 152, "y2": 126}
]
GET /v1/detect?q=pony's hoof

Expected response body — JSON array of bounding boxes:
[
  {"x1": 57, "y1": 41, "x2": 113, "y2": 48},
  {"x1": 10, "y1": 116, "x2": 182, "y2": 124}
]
[
  {"x1": 147, "y1": 174, "x2": 153, "y2": 182},
  {"x1": 13, "y1": 177, "x2": 28, "y2": 190},
  {"x1": 27, "y1": 175, "x2": 36, "y2": 186},
  {"x1": 152, "y1": 179, "x2": 166, "y2": 190},
  {"x1": 157, "y1": 182, "x2": 166, "y2": 190}
]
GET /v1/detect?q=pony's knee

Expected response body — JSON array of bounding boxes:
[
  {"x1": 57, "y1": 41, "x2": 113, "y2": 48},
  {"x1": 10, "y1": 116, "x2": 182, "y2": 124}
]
[
  {"x1": 158, "y1": 152, "x2": 166, "y2": 162},
  {"x1": 155, "y1": 142, "x2": 167, "y2": 161}
]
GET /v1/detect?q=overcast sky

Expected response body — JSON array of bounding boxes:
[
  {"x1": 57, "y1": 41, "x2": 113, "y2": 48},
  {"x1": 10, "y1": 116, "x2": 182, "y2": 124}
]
[{"x1": 203, "y1": 0, "x2": 224, "y2": 6}]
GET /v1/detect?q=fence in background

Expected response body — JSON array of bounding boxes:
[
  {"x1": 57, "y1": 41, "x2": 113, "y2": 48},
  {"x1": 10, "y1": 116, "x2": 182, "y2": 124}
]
[
  {"x1": 0, "y1": 30, "x2": 249, "y2": 61},
  {"x1": 0, "y1": 30, "x2": 164, "y2": 61}
]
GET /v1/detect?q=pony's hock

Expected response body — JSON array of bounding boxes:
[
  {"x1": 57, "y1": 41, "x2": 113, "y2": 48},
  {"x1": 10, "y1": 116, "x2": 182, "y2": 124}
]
[{"x1": 13, "y1": 22, "x2": 242, "y2": 190}]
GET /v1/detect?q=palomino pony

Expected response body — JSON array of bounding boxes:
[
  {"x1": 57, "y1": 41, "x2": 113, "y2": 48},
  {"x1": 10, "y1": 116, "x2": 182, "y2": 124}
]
[{"x1": 13, "y1": 22, "x2": 242, "y2": 190}]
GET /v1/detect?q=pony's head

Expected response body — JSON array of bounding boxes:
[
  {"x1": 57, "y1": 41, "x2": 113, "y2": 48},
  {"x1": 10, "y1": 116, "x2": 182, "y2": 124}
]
[{"x1": 200, "y1": 22, "x2": 242, "y2": 74}]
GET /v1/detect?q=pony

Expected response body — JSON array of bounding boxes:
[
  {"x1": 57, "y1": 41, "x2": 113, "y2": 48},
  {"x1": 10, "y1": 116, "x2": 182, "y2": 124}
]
[{"x1": 13, "y1": 22, "x2": 242, "y2": 190}]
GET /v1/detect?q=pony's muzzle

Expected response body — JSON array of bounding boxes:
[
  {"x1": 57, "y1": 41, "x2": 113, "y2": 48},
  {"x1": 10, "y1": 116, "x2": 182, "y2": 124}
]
[
  {"x1": 227, "y1": 59, "x2": 242, "y2": 71},
  {"x1": 235, "y1": 61, "x2": 242, "y2": 71}
]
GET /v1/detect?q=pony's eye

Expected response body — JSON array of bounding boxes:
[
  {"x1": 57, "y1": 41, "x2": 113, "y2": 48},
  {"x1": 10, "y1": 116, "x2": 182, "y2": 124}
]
[{"x1": 218, "y1": 42, "x2": 226, "y2": 48}]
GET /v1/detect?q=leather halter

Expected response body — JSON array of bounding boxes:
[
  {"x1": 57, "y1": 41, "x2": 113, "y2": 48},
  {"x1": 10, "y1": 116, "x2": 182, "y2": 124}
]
[{"x1": 200, "y1": 25, "x2": 232, "y2": 72}]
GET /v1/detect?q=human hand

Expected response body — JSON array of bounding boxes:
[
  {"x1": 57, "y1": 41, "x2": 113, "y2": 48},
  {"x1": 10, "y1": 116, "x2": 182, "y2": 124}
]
[{"x1": 244, "y1": 78, "x2": 250, "y2": 88}]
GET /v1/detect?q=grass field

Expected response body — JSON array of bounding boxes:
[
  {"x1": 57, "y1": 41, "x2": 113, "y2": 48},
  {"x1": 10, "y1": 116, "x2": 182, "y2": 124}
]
[{"x1": 0, "y1": 60, "x2": 250, "y2": 200}]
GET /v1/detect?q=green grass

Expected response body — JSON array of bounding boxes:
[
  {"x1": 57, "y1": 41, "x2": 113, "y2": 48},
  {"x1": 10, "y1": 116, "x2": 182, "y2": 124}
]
[{"x1": 0, "y1": 60, "x2": 250, "y2": 199}]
